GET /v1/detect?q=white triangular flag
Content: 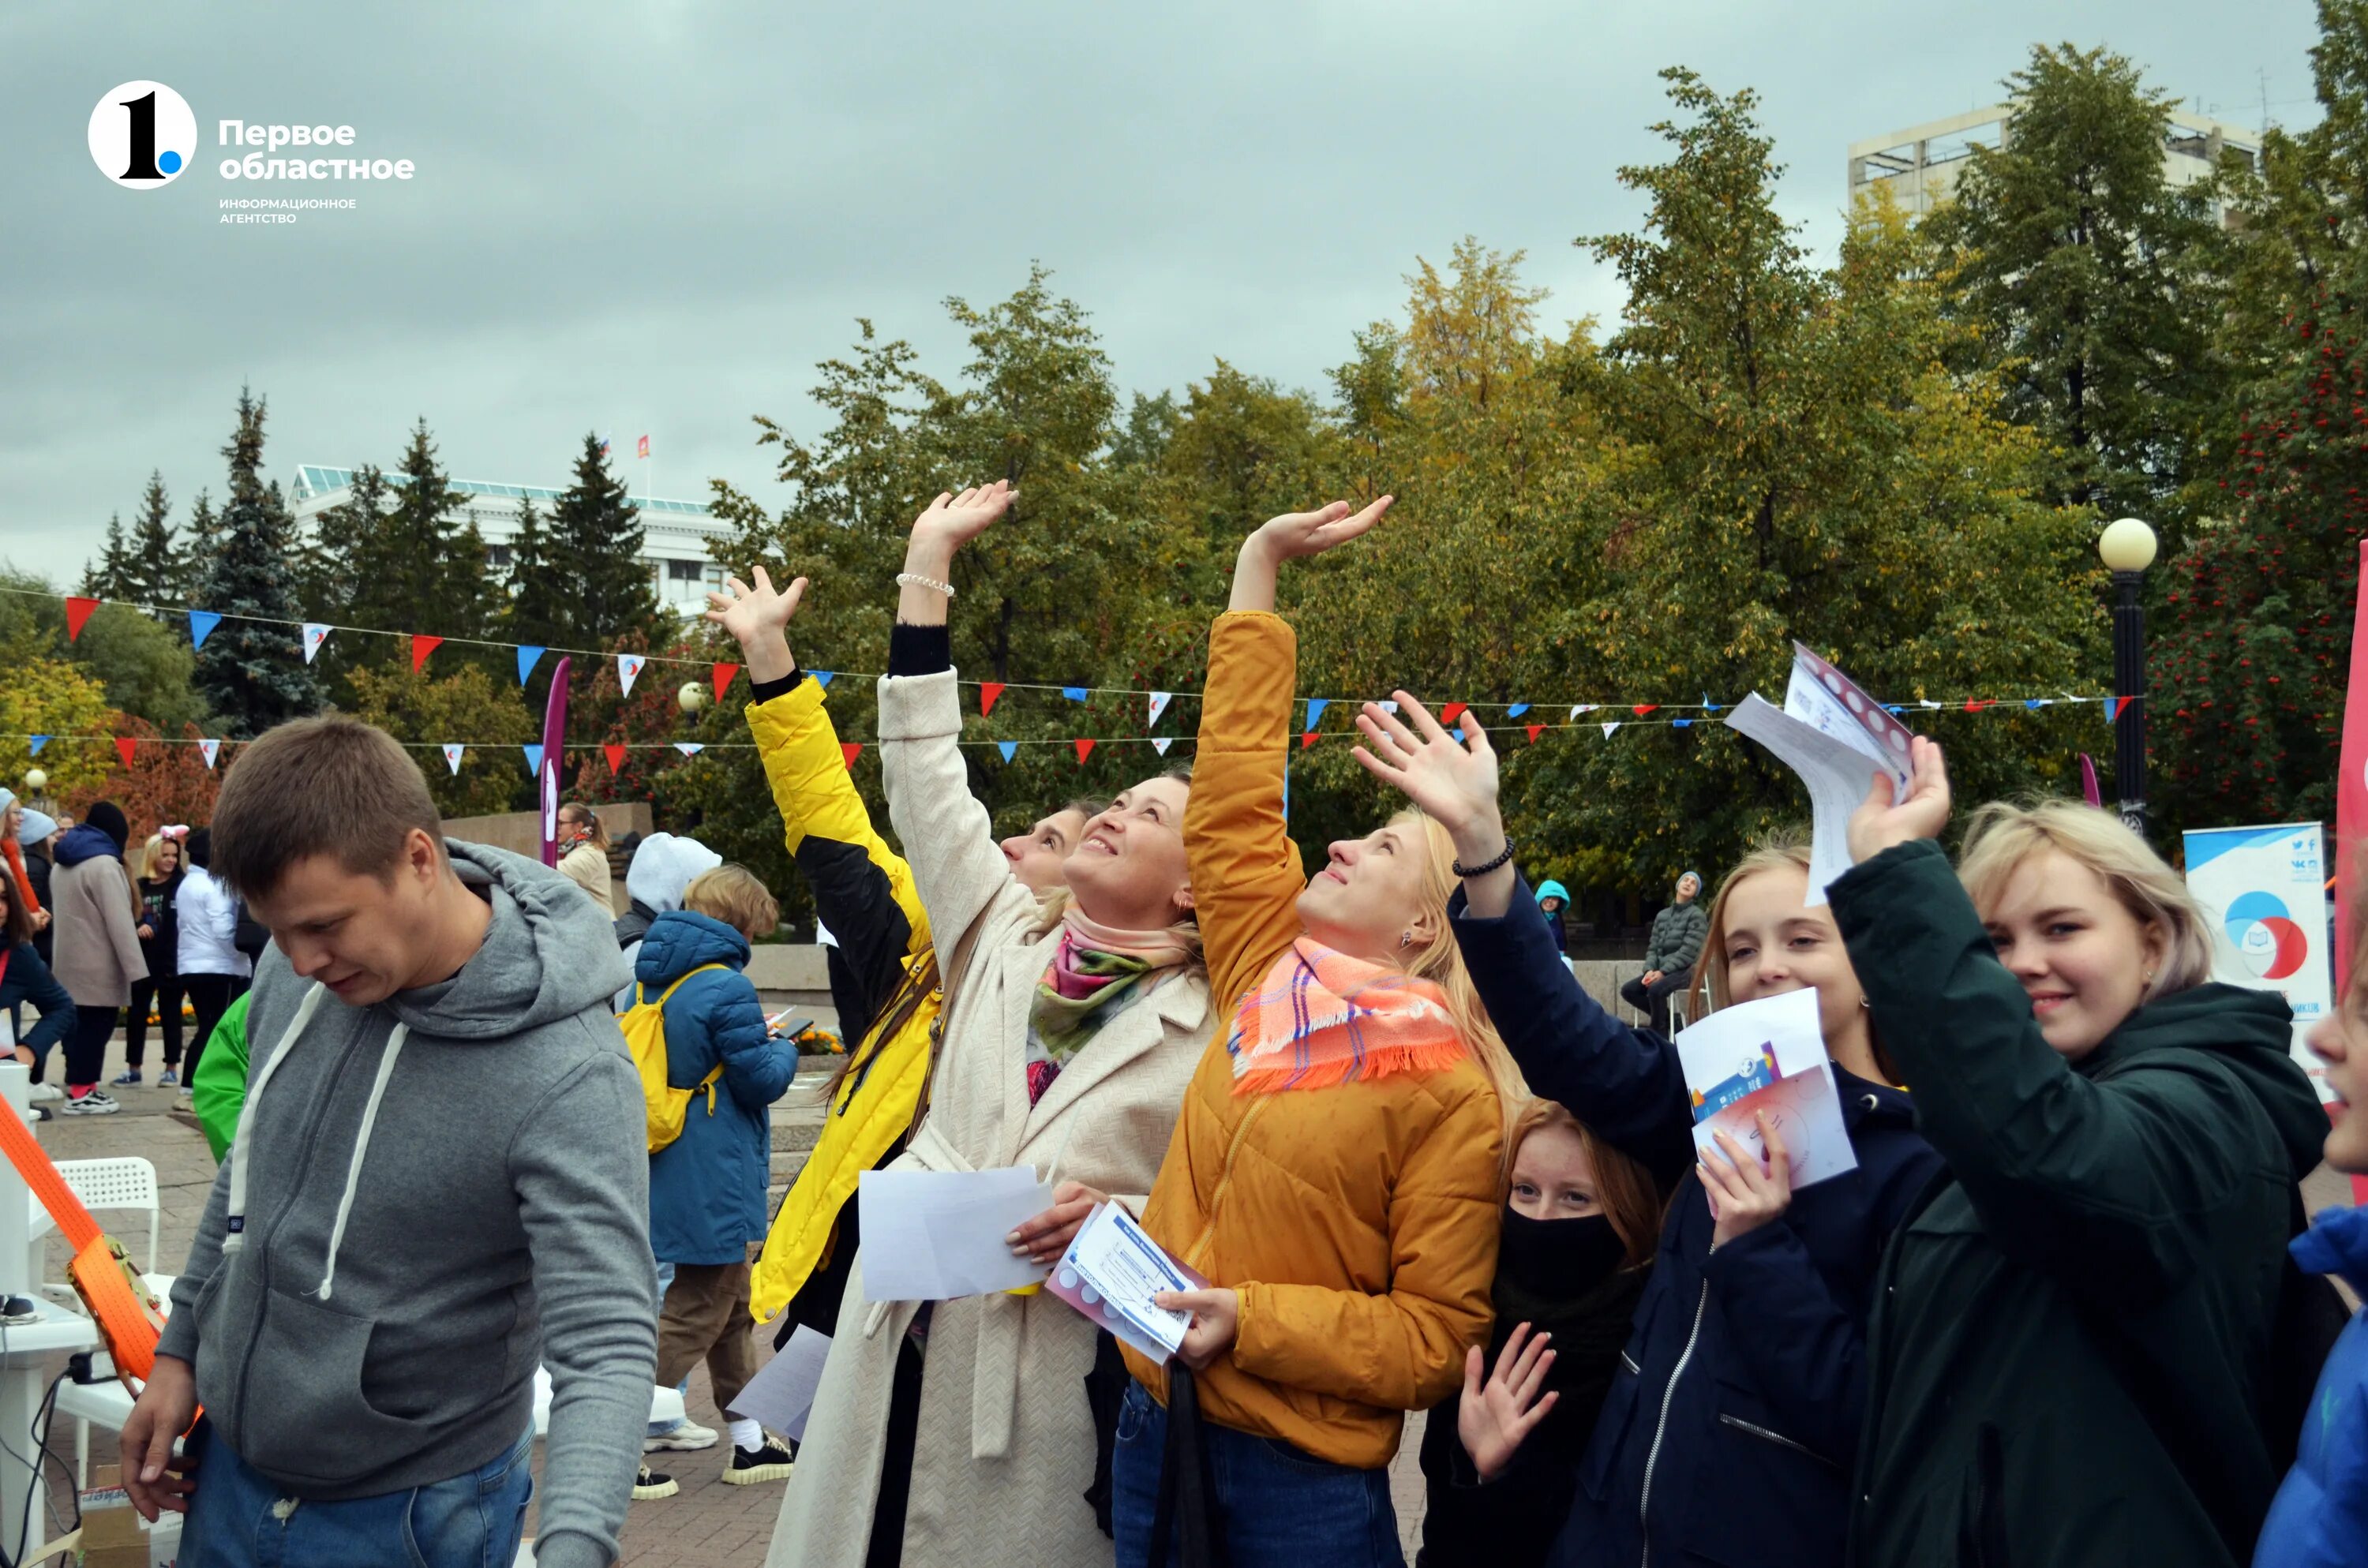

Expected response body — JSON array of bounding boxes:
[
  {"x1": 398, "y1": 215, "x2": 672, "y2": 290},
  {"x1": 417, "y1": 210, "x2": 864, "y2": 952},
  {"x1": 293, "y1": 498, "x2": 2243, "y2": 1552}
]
[
  {"x1": 1152, "y1": 737, "x2": 1172, "y2": 755},
  {"x1": 1602, "y1": 721, "x2": 1621, "y2": 738},
  {"x1": 197, "y1": 739, "x2": 220, "y2": 770},
  {"x1": 302, "y1": 623, "x2": 332, "y2": 664},
  {"x1": 618, "y1": 653, "x2": 646, "y2": 698},
  {"x1": 1148, "y1": 690, "x2": 1173, "y2": 728},
  {"x1": 441, "y1": 744, "x2": 465, "y2": 775},
  {"x1": 675, "y1": 742, "x2": 704, "y2": 757},
  {"x1": 1571, "y1": 704, "x2": 1597, "y2": 719},
  {"x1": 1920, "y1": 699, "x2": 1941, "y2": 710},
  {"x1": 1379, "y1": 700, "x2": 1399, "y2": 715}
]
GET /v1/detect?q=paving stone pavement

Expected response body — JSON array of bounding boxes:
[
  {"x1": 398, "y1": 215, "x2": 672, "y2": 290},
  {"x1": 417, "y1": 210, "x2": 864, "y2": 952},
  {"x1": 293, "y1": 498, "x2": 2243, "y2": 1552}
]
[{"x1": 28, "y1": 1035, "x2": 1433, "y2": 1563}]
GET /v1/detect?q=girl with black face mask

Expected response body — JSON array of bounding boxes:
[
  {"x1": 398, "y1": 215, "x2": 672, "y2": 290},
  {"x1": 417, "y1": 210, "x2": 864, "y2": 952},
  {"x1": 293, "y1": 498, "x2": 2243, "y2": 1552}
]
[{"x1": 1416, "y1": 1098, "x2": 1660, "y2": 1568}]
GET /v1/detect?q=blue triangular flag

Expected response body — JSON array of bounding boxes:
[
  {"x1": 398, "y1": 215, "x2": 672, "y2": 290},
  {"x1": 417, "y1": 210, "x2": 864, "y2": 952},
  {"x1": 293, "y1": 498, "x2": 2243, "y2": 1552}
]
[
  {"x1": 1451, "y1": 727, "x2": 1465, "y2": 744},
  {"x1": 187, "y1": 610, "x2": 222, "y2": 650},
  {"x1": 27, "y1": 736, "x2": 47, "y2": 757},
  {"x1": 1062, "y1": 686, "x2": 1088, "y2": 702},
  {"x1": 998, "y1": 741, "x2": 1017, "y2": 762},
  {"x1": 1506, "y1": 703, "x2": 1529, "y2": 719},
  {"x1": 517, "y1": 646, "x2": 545, "y2": 686},
  {"x1": 1883, "y1": 705, "x2": 1905, "y2": 716},
  {"x1": 1700, "y1": 693, "x2": 1721, "y2": 713},
  {"x1": 523, "y1": 744, "x2": 544, "y2": 777},
  {"x1": 1673, "y1": 718, "x2": 1694, "y2": 728},
  {"x1": 2024, "y1": 698, "x2": 2046, "y2": 710},
  {"x1": 813, "y1": 671, "x2": 834, "y2": 689},
  {"x1": 1305, "y1": 698, "x2": 1328, "y2": 729}
]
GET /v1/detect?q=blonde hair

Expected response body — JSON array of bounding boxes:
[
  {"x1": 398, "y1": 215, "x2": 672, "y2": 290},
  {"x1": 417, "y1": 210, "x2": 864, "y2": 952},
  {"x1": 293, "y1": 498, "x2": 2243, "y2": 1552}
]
[
  {"x1": 559, "y1": 802, "x2": 610, "y2": 851},
  {"x1": 684, "y1": 864, "x2": 780, "y2": 940},
  {"x1": 1506, "y1": 1096, "x2": 1662, "y2": 1267},
  {"x1": 1956, "y1": 798, "x2": 2213, "y2": 1001},
  {"x1": 138, "y1": 833, "x2": 179, "y2": 881},
  {"x1": 1398, "y1": 811, "x2": 1526, "y2": 1120},
  {"x1": 1686, "y1": 831, "x2": 1899, "y2": 1082}
]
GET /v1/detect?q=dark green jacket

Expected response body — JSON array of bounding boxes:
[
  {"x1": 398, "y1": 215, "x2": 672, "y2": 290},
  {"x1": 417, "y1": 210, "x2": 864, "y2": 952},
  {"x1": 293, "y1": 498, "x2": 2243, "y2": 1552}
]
[
  {"x1": 1642, "y1": 899, "x2": 1707, "y2": 975},
  {"x1": 1832, "y1": 842, "x2": 2325, "y2": 1568}
]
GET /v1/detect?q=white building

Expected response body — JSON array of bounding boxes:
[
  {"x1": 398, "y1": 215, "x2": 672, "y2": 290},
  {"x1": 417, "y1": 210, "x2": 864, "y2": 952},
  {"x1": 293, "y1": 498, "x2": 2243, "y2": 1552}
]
[
  {"x1": 286, "y1": 462, "x2": 723, "y2": 616},
  {"x1": 1848, "y1": 103, "x2": 2262, "y2": 224}
]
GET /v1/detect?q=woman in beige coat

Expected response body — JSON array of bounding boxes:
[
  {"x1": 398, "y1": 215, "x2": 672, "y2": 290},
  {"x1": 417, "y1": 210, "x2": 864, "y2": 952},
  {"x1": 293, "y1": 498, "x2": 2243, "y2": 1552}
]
[
  {"x1": 555, "y1": 802, "x2": 616, "y2": 915},
  {"x1": 48, "y1": 799, "x2": 146, "y2": 1110},
  {"x1": 766, "y1": 484, "x2": 1212, "y2": 1568}
]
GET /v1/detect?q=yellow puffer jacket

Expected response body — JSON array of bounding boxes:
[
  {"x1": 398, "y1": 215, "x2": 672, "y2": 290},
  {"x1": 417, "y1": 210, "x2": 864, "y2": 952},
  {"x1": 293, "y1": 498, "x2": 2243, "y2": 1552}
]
[
  {"x1": 745, "y1": 673, "x2": 943, "y2": 1327},
  {"x1": 1125, "y1": 612, "x2": 1502, "y2": 1469}
]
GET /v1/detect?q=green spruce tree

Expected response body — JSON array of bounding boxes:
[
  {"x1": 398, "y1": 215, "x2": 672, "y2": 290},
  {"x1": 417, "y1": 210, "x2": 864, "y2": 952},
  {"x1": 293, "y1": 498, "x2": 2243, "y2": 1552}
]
[
  {"x1": 81, "y1": 515, "x2": 133, "y2": 597},
  {"x1": 504, "y1": 490, "x2": 564, "y2": 649},
  {"x1": 126, "y1": 470, "x2": 178, "y2": 604},
  {"x1": 542, "y1": 432, "x2": 664, "y2": 649},
  {"x1": 193, "y1": 388, "x2": 322, "y2": 735}
]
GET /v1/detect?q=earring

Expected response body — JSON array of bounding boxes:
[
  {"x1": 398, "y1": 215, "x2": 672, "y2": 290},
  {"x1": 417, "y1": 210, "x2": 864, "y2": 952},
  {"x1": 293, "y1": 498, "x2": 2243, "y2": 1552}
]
[
  {"x1": 1399, "y1": 931, "x2": 1412, "y2": 949},
  {"x1": 1860, "y1": 997, "x2": 1871, "y2": 1010},
  {"x1": 2142, "y1": 969, "x2": 2155, "y2": 988}
]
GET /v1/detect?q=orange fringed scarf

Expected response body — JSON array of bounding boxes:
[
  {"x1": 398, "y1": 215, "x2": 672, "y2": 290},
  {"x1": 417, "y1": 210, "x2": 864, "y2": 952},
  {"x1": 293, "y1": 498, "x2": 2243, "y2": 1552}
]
[
  {"x1": 2, "y1": 842, "x2": 38, "y2": 919},
  {"x1": 1226, "y1": 937, "x2": 1469, "y2": 1095}
]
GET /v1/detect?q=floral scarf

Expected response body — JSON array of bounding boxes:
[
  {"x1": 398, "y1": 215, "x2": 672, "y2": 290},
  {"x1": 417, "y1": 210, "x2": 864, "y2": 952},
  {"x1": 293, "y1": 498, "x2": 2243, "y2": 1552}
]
[
  {"x1": 1025, "y1": 908, "x2": 1192, "y2": 1104},
  {"x1": 1225, "y1": 937, "x2": 1468, "y2": 1095}
]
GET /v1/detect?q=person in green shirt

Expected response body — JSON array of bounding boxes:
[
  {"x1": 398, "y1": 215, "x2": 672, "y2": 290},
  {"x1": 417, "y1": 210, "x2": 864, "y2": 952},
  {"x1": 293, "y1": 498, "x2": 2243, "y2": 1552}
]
[{"x1": 189, "y1": 989, "x2": 250, "y2": 1162}]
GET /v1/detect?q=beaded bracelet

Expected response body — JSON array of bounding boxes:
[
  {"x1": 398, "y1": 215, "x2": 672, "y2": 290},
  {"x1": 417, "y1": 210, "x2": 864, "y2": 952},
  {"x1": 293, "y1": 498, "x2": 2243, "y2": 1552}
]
[
  {"x1": 895, "y1": 571, "x2": 955, "y2": 599},
  {"x1": 1452, "y1": 839, "x2": 1516, "y2": 878}
]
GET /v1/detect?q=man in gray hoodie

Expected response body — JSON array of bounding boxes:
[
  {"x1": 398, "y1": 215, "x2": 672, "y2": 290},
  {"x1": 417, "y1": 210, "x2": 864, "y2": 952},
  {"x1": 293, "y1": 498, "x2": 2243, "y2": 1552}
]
[{"x1": 121, "y1": 717, "x2": 656, "y2": 1568}]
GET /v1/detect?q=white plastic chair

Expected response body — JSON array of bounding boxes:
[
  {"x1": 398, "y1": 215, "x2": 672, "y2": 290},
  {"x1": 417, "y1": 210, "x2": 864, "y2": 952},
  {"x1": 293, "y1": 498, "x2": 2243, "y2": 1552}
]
[{"x1": 58, "y1": 1158, "x2": 159, "y2": 1275}]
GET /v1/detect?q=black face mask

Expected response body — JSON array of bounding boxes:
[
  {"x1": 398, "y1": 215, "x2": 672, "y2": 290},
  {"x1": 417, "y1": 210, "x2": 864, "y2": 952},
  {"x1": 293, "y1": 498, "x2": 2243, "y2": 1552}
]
[{"x1": 1496, "y1": 1207, "x2": 1628, "y2": 1302}]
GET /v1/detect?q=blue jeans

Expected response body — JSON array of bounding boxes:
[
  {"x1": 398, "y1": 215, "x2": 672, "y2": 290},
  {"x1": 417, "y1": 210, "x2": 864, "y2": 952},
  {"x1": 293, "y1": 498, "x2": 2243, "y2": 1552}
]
[
  {"x1": 1111, "y1": 1380, "x2": 1403, "y2": 1568},
  {"x1": 180, "y1": 1428, "x2": 534, "y2": 1568}
]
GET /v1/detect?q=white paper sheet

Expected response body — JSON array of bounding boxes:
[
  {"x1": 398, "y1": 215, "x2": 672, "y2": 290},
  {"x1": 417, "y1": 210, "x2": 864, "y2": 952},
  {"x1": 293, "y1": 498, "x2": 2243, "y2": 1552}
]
[
  {"x1": 857, "y1": 1166, "x2": 1056, "y2": 1302},
  {"x1": 1725, "y1": 695, "x2": 1894, "y2": 906},
  {"x1": 1056, "y1": 1203, "x2": 1193, "y2": 1354},
  {"x1": 1673, "y1": 989, "x2": 1858, "y2": 1190},
  {"x1": 725, "y1": 1325, "x2": 832, "y2": 1442}
]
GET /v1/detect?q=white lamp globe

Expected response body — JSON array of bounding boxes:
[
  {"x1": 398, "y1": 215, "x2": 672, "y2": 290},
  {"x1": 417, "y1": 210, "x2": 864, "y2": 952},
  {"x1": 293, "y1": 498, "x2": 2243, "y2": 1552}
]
[
  {"x1": 2097, "y1": 517, "x2": 2159, "y2": 573},
  {"x1": 22, "y1": 769, "x2": 44, "y2": 794},
  {"x1": 677, "y1": 682, "x2": 708, "y2": 714}
]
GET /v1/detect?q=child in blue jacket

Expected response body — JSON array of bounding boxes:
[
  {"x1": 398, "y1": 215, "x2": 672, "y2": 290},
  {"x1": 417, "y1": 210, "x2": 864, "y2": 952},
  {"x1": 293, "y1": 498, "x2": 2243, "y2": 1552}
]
[
  {"x1": 637, "y1": 865, "x2": 798, "y2": 1498},
  {"x1": 2256, "y1": 929, "x2": 2368, "y2": 1568}
]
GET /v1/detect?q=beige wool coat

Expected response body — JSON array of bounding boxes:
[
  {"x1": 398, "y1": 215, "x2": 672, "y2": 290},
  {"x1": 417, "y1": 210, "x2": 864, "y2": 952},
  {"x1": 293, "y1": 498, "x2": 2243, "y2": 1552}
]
[
  {"x1": 766, "y1": 668, "x2": 1211, "y2": 1568},
  {"x1": 51, "y1": 849, "x2": 147, "y2": 1007},
  {"x1": 556, "y1": 842, "x2": 616, "y2": 915}
]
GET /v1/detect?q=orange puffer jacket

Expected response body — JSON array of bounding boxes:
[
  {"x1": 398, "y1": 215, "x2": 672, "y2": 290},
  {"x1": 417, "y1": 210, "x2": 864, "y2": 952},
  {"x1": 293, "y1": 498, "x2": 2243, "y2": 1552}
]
[{"x1": 1124, "y1": 610, "x2": 1502, "y2": 1470}]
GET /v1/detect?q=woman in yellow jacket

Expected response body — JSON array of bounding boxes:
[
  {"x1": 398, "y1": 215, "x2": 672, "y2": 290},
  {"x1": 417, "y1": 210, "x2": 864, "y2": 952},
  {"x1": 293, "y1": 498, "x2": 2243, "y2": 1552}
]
[
  {"x1": 1114, "y1": 498, "x2": 1510, "y2": 1568},
  {"x1": 713, "y1": 567, "x2": 1096, "y2": 1350}
]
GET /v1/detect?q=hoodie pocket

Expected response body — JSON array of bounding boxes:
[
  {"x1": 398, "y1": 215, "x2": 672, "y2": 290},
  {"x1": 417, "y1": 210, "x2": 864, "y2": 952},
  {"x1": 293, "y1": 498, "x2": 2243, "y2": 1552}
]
[{"x1": 229, "y1": 1285, "x2": 435, "y2": 1488}]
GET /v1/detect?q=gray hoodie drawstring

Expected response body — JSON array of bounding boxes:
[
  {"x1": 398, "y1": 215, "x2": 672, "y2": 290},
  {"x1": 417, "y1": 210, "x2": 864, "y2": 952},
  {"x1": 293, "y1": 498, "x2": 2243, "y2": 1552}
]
[{"x1": 220, "y1": 979, "x2": 414, "y2": 1302}]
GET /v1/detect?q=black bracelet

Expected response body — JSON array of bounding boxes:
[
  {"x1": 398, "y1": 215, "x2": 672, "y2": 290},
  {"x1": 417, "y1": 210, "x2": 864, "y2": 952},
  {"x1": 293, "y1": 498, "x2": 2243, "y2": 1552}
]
[{"x1": 1452, "y1": 839, "x2": 1516, "y2": 878}]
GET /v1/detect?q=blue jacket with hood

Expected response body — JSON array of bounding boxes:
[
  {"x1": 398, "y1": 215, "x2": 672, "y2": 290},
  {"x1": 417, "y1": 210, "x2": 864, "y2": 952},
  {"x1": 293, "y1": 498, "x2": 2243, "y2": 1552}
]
[
  {"x1": 2256, "y1": 1203, "x2": 2368, "y2": 1568},
  {"x1": 637, "y1": 910, "x2": 796, "y2": 1265}
]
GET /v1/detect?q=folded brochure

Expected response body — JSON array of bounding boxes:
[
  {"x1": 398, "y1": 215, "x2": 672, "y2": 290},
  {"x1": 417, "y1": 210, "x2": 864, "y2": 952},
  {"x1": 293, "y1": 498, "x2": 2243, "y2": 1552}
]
[
  {"x1": 1047, "y1": 1203, "x2": 1205, "y2": 1364},
  {"x1": 1673, "y1": 988, "x2": 1858, "y2": 1190},
  {"x1": 1725, "y1": 643, "x2": 1919, "y2": 905}
]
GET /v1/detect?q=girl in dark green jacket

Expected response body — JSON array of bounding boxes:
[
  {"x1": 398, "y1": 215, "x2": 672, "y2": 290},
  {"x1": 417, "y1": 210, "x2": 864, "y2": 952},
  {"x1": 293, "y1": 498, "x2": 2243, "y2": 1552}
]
[{"x1": 1836, "y1": 741, "x2": 2325, "y2": 1568}]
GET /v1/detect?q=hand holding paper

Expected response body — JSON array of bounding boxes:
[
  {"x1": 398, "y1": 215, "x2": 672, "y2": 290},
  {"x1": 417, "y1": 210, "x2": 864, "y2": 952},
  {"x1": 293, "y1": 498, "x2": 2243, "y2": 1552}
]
[
  {"x1": 1673, "y1": 989, "x2": 1857, "y2": 1192},
  {"x1": 858, "y1": 1167, "x2": 1056, "y2": 1302},
  {"x1": 1725, "y1": 644, "x2": 1922, "y2": 905},
  {"x1": 1846, "y1": 735, "x2": 1953, "y2": 864}
]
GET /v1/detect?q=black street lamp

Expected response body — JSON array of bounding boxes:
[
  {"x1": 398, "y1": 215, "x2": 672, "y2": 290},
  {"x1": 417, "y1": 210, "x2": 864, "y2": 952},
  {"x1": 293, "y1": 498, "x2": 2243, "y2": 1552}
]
[{"x1": 2098, "y1": 517, "x2": 2159, "y2": 837}]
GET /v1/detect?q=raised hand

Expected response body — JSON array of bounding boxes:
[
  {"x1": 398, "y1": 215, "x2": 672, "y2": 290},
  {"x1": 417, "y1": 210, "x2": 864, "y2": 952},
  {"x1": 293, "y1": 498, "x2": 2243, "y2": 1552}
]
[
  {"x1": 1845, "y1": 735, "x2": 1952, "y2": 864},
  {"x1": 1350, "y1": 691, "x2": 1501, "y2": 843},
  {"x1": 1458, "y1": 1323, "x2": 1560, "y2": 1483},
  {"x1": 911, "y1": 480, "x2": 1017, "y2": 553},
  {"x1": 1230, "y1": 495, "x2": 1392, "y2": 612},
  {"x1": 704, "y1": 565, "x2": 810, "y2": 684}
]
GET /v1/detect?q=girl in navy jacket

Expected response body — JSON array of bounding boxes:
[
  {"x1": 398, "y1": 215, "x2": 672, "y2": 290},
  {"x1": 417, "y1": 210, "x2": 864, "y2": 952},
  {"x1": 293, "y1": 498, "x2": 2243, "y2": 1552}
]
[{"x1": 1352, "y1": 695, "x2": 1940, "y2": 1568}]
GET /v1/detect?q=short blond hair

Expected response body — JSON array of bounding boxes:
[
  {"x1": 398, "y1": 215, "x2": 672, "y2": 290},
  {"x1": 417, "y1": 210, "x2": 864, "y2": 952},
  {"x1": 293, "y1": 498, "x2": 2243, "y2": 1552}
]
[
  {"x1": 138, "y1": 833, "x2": 179, "y2": 881},
  {"x1": 1956, "y1": 799, "x2": 2213, "y2": 1000},
  {"x1": 683, "y1": 864, "x2": 779, "y2": 940}
]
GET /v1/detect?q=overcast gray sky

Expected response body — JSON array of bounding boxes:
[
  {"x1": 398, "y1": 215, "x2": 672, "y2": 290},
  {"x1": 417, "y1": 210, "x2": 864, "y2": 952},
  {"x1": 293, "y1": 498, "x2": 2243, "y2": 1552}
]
[{"x1": 0, "y1": 0, "x2": 2328, "y2": 589}]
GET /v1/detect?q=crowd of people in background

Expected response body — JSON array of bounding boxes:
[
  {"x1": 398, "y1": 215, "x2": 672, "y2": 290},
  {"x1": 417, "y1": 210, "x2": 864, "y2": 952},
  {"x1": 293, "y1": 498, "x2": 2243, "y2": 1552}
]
[{"x1": 0, "y1": 484, "x2": 2343, "y2": 1568}]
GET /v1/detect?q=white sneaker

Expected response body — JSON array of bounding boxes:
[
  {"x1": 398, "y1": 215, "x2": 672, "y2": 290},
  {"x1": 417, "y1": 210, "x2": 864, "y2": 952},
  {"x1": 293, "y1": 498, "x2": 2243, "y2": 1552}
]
[
  {"x1": 61, "y1": 1091, "x2": 121, "y2": 1117},
  {"x1": 28, "y1": 1084, "x2": 62, "y2": 1104},
  {"x1": 644, "y1": 1420, "x2": 720, "y2": 1453}
]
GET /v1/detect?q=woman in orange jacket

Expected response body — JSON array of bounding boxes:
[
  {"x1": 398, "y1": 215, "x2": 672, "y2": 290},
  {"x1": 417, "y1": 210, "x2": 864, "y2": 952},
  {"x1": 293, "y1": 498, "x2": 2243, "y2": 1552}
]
[{"x1": 1112, "y1": 498, "x2": 1511, "y2": 1568}]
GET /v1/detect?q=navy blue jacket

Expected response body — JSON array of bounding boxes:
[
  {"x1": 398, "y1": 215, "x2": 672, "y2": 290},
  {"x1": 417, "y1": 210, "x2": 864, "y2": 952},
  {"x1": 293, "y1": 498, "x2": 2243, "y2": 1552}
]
[
  {"x1": 636, "y1": 911, "x2": 796, "y2": 1267},
  {"x1": 1448, "y1": 874, "x2": 1942, "y2": 1568},
  {"x1": 2257, "y1": 1203, "x2": 2368, "y2": 1568},
  {"x1": 0, "y1": 941, "x2": 72, "y2": 1057}
]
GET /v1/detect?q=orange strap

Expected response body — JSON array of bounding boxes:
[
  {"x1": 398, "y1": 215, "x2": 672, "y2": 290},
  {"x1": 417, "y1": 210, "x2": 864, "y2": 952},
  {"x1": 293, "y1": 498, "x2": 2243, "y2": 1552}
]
[
  {"x1": 0, "y1": 1101, "x2": 163, "y2": 1383},
  {"x1": 0, "y1": 1100, "x2": 99, "y2": 1252}
]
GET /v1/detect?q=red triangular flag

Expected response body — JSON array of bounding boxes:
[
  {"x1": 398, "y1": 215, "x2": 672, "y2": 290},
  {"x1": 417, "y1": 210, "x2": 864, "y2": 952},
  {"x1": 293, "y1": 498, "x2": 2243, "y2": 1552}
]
[
  {"x1": 1073, "y1": 738, "x2": 1095, "y2": 763},
  {"x1": 603, "y1": 743, "x2": 628, "y2": 775},
  {"x1": 712, "y1": 662, "x2": 741, "y2": 703},
  {"x1": 1526, "y1": 724, "x2": 1545, "y2": 745},
  {"x1": 1632, "y1": 703, "x2": 1658, "y2": 717},
  {"x1": 1964, "y1": 698, "x2": 1993, "y2": 713},
  {"x1": 1300, "y1": 731, "x2": 1319, "y2": 749},
  {"x1": 114, "y1": 736, "x2": 137, "y2": 769},
  {"x1": 410, "y1": 634, "x2": 443, "y2": 674},
  {"x1": 66, "y1": 597, "x2": 99, "y2": 642},
  {"x1": 1441, "y1": 702, "x2": 1468, "y2": 727},
  {"x1": 980, "y1": 682, "x2": 1006, "y2": 717},
  {"x1": 2107, "y1": 697, "x2": 2130, "y2": 722},
  {"x1": 841, "y1": 742, "x2": 864, "y2": 769}
]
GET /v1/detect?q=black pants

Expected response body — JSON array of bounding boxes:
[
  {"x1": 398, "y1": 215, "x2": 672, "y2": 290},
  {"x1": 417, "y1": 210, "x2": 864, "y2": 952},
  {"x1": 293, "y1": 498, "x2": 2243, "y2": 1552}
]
[
  {"x1": 184, "y1": 974, "x2": 241, "y2": 1086},
  {"x1": 1620, "y1": 967, "x2": 1692, "y2": 1035},
  {"x1": 126, "y1": 976, "x2": 185, "y2": 1069},
  {"x1": 66, "y1": 1005, "x2": 118, "y2": 1088},
  {"x1": 864, "y1": 1333, "x2": 927, "y2": 1568}
]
